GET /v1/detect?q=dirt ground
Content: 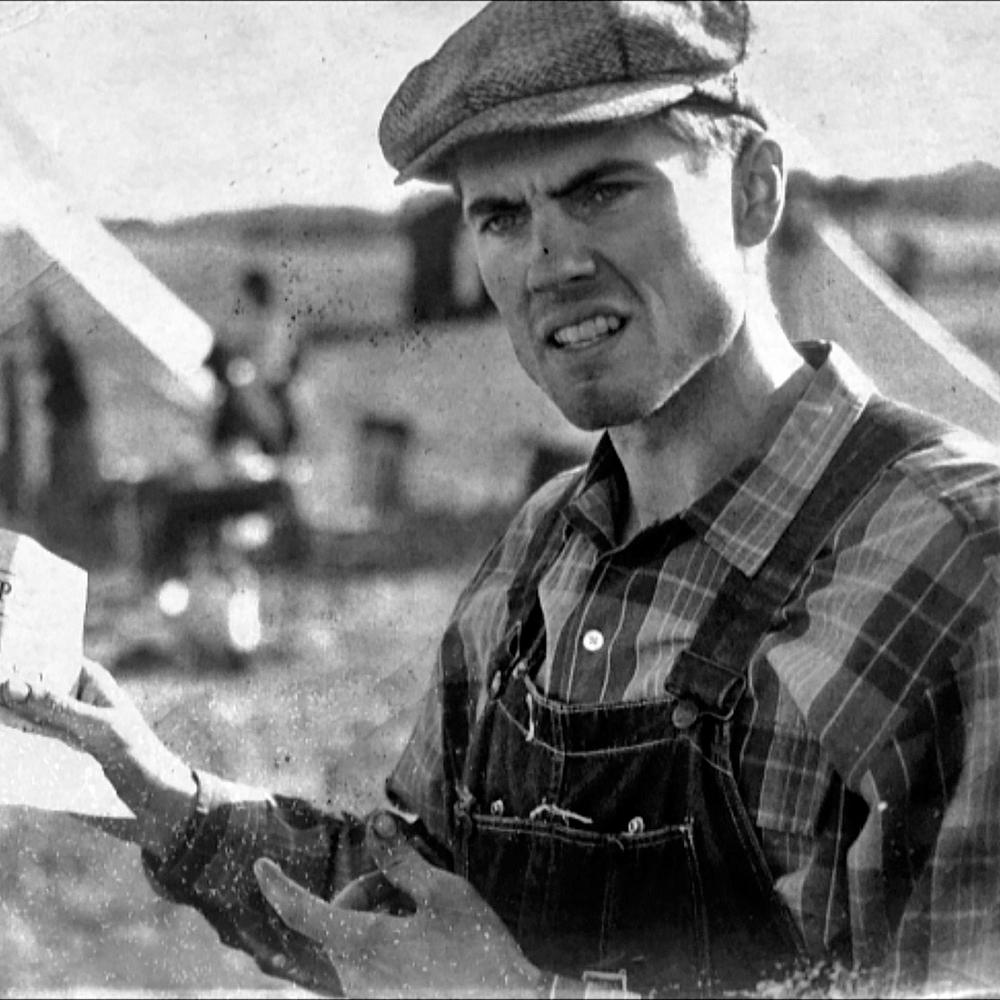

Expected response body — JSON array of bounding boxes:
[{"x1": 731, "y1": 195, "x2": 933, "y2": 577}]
[{"x1": 0, "y1": 560, "x2": 472, "y2": 997}]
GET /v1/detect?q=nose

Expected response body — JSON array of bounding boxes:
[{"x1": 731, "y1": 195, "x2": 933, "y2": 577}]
[{"x1": 526, "y1": 211, "x2": 596, "y2": 293}]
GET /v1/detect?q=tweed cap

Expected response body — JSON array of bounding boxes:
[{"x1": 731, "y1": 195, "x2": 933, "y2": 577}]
[{"x1": 379, "y1": 1, "x2": 766, "y2": 184}]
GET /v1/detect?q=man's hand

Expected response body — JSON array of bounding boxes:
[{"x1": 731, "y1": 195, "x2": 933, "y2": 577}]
[
  {"x1": 255, "y1": 809, "x2": 543, "y2": 999},
  {"x1": 0, "y1": 658, "x2": 196, "y2": 854}
]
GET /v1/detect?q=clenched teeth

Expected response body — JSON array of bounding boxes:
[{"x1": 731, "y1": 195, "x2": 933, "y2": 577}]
[{"x1": 552, "y1": 314, "x2": 623, "y2": 347}]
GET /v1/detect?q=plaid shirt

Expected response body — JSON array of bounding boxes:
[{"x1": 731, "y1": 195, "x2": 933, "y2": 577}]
[{"x1": 148, "y1": 342, "x2": 1000, "y2": 994}]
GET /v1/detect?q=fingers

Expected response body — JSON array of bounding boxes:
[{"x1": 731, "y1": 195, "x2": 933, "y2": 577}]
[
  {"x1": 0, "y1": 655, "x2": 117, "y2": 714},
  {"x1": 0, "y1": 676, "x2": 104, "y2": 747},
  {"x1": 332, "y1": 870, "x2": 417, "y2": 917},
  {"x1": 245, "y1": 923, "x2": 346, "y2": 995},
  {"x1": 366, "y1": 810, "x2": 439, "y2": 909},
  {"x1": 255, "y1": 858, "x2": 377, "y2": 951},
  {"x1": 1, "y1": 674, "x2": 34, "y2": 705},
  {"x1": 332, "y1": 870, "x2": 394, "y2": 911},
  {"x1": 76, "y1": 658, "x2": 127, "y2": 708}
]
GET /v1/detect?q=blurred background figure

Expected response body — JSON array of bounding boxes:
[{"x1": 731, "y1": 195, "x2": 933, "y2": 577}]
[
  {"x1": 28, "y1": 293, "x2": 102, "y2": 555},
  {"x1": 127, "y1": 267, "x2": 306, "y2": 671},
  {"x1": 0, "y1": 349, "x2": 28, "y2": 520},
  {"x1": 887, "y1": 232, "x2": 926, "y2": 298},
  {"x1": 206, "y1": 267, "x2": 303, "y2": 471}
]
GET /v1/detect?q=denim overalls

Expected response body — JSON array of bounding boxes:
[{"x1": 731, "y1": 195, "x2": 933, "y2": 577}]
[{"x1": 442, "y1": 397, "x2": 946, "y2": 997}]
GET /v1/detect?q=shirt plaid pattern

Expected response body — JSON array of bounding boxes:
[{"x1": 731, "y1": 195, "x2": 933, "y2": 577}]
[{"x1": 148, "y1": 342, "x2": 1000, "y2": 994}]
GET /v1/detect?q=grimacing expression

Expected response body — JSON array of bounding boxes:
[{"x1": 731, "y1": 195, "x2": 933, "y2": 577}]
[{"x1": 457, "y1": 120, "x2": 749, "y2": 432}]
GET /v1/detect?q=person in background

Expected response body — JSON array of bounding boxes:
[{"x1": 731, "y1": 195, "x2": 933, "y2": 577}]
[
  {"x1": 206, "y1": 268, "x2": 302, "y2": 463},
  {"x1": 28, "y1": 294, "x2": 101, "y2": 547},
  {"x1": 5, "y1": 3, "x2": 1000, "y2": 997}
]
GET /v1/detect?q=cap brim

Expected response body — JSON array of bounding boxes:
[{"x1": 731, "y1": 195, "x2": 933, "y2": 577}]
[{"x1": 395, "y1": 78, "x2": 702, "y2": 185}]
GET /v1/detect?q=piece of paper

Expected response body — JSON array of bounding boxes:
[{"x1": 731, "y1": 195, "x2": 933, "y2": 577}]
[
  {"x1": 0, "y1": 528, "x2": 88, "y2": 703},
  {"x1": 0, "y1": 530, "x2": 131, "y2": 816}
]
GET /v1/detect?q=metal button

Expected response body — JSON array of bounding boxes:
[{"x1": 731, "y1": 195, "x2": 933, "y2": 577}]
[
  {"x1": 490, "y1": 799, "x2": 505, "y2": 817},
  {"x1": 372, "y1": 811, "x2": 398, "y2": 840},
  {"x1": 489, "y1": 671, "x2": 503, "y2": 697},
  {"x1": 582, "y1": 629, "x2": 605, "y2": 653},
  {"x1": 671, "y1": 699, "x2": 699, "y2": 730}
]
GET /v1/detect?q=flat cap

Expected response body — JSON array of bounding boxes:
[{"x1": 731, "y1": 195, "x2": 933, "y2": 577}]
[{"x1": 379, "y1": 1, "x2": 765, "y2": 184}]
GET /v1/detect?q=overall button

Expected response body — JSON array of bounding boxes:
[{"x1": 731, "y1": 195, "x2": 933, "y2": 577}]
[
  {"x1": 671, "y1": 699, "x2": 699, "y2": 730},
  {"x1": 372, "y1": 811, "x2": 398, "y2": 840},
  {"x1": 626, "y1": 815, "x2": 645, "y2": 835},
  {"x1": 582, "y1": 629, "x2": 605, "y2": 653}
]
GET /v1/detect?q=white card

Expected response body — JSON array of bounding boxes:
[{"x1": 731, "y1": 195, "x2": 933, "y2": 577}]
[
  {"x1": 0, "y1": 531, "x2": 132, "y2": 817},
  {"x1": 0, "y1": 529, "x2": 88, "y2": 707}
]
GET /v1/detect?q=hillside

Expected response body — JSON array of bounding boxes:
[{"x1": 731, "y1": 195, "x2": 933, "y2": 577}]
[
  {"x1": 107, "y1": 202, "x2": 400, "y2": 243},
  {"x1": 788, "y1": 160, "x2": 1000, "y2": 220}
]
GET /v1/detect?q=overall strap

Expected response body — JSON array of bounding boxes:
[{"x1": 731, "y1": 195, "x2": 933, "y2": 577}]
[{"x1": 666, "y1": 396, "x2": 954, "y2": 716}]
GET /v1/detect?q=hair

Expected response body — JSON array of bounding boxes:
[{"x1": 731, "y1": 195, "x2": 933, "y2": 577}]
[
  {"x1": 652, "y1": 100, "x2": 765, "y2": 171},
  {"x1": 446, "y1": 101, "x2": 767, "y2": 197}
]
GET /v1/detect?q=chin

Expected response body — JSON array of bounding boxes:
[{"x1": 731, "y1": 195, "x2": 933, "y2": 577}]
[
  {"x1": 555, "y1": 396, "x2": 645, "y2": 433},
  {"x1": 546, "y1": 363, "x2": 704, "y2": 432},
  {"x1": 563, "y1": 413, "x2": 611, "y2": 433}
]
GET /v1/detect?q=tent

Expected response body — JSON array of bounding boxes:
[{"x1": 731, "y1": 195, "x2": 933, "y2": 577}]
[
  {"x1": 770, "y1": 203, "x2": 1000, "y2": 442},
  {"x1": 0, "y1": 90, "x2": 215, "y2": 511}
]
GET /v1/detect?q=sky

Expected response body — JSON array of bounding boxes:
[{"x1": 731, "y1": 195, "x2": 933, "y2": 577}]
[{"x1": 1, "y1": 0, "x2": 999, "y2": 222}]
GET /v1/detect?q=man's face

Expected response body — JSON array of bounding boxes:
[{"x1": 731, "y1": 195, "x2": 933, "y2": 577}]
[{"x1": 457, "y1": 120, "x2": 747, "y2": 431}]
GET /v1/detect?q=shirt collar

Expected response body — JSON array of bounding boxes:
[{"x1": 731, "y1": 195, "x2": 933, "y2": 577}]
[
  {"x1": 563, "y1": 433, "x2": 627, "y2": 547},
  {"x1": 563, "y1": 341, "x2": 875, "y2": 574}
]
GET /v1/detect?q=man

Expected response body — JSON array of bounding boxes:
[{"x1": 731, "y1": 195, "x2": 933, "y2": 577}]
[{"x1": 4, "y1": 2, "x2": 1000, "y2": 997}]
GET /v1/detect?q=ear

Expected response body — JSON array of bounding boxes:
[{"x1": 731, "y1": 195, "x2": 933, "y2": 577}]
[{"x1": 732, "y1": 136, "x2": 785, "y2": 248}]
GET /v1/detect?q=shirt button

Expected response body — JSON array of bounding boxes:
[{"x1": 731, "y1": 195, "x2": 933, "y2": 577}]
[
  {"x1": 582, "y1": 629, "x2": 605, "y2": 653},
  {"x1": 671, "y1": 699, "x2": 699, "y2": 730}
]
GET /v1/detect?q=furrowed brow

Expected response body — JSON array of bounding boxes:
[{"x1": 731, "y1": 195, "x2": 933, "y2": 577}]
[
  {"x1": 463, "y1": 194, "x2": 525, "y2": 223},
  {"x1": 462, "y1": 158, "x2": 645, "y2": 221},
  {"x1": 548, "y1": 159, "x2": 644, "y2": 200}
]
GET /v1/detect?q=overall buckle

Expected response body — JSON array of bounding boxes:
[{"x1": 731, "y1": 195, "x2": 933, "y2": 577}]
[
  {"x1": 581, "y1": 968, "x2": 638, "y2": 998},
  {"x1": 543, "y1": 968, "x2": 639, "y2": 999}
]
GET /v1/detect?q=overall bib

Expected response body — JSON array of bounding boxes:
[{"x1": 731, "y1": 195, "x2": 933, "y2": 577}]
[{"x1": 443, "y1": 397, "x2": 947, "y2": 997}]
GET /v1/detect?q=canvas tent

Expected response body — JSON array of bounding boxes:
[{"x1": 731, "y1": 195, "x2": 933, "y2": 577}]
[
  {"x1": 770, "y1": 204, "x2": 1000, "y2": 442},
  {"x1": 0, "y1": 90, "x2": 215, "y2": 513}
]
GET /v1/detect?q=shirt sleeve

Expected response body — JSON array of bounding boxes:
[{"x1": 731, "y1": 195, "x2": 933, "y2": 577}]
[
  {"x1": 384, "y1": 674, "x2": 455, "y2": 851},
  {"x1": 836, "y1": 607, "x2": 1000, "y2": 995},
  {"x1": 141, "y1": 769, "x2": 375, "y2": 969},
  {"x1": 889, "y1": 615, "x2": 1000, "y2": 993}
]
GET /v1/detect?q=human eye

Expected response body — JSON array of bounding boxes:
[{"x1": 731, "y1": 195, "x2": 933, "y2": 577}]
[
  {"x1": 589, "y1": 183, "x2": 625, "y2": 205},
  {"x1": 477, "y1": 208, "x2": 526, "y2": 236},
  {"x1": 573, "y1": 180, "x2": 631, "y2": 213}
]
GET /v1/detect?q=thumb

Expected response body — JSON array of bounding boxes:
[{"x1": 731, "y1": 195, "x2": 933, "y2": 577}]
[
  {"x1": 255, "y1": 858, "x2": 341, "y2": 946},
  {"x1": 77, "y1": 658, "x2": 126, "y2": 708},
  {"x1": 365, "y1": 810, "x2": 439, "y2": 909}
]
